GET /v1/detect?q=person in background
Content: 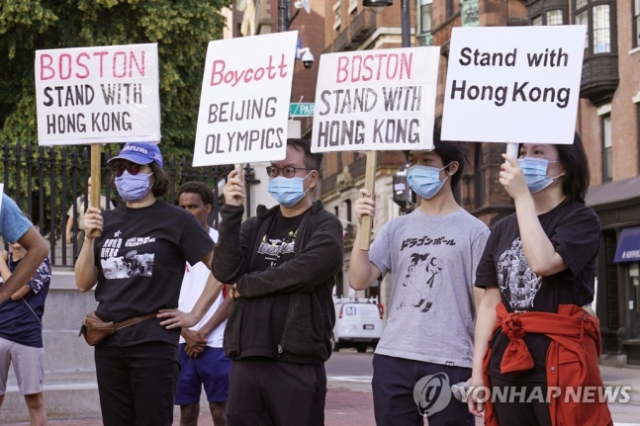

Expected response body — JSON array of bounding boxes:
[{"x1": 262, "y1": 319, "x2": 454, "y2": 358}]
[
  {"x1": 75, "y1": 143, "x2": 219, "y2": 426},
  {"x1": 65, "y1": 177, "x2": 114, "y2": 250},
  {"x1": 469, "y1": 135, "x2": 612, "y2": 425},
  {"x1": 175, "y1": 182, "x2": 232, "y2": 426},
  {"x1": 0, "y1": 213, "x2": 51, "y2": 426},
  {"x1": 350, "y1": 128, "x2": 489, "y2": 426}
]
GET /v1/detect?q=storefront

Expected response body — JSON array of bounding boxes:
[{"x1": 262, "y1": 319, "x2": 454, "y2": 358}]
[{"x1": 587, "y1": 176, "x2": 640, "y2": 366}]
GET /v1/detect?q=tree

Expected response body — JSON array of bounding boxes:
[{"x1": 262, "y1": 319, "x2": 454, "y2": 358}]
[{"x1": 0, "y1": 0, "x2": 231, "y2": 158}]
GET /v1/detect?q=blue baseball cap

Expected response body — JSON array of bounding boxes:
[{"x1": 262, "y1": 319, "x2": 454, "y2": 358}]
[{"x1": 108, "y1": 142, "x2": 163, "y2": 168}]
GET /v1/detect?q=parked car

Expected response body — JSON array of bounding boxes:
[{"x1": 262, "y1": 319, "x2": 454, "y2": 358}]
[{"x1": 332, "y1": 296, "x2": 384, "y2": 353}]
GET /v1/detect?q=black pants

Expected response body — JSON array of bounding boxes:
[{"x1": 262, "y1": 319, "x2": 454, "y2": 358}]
[
  {"x1": 226, "y1": 359, "x2": 326, "y2": 426},
  {"x1": 372, "y1": 354, "x2": 474, "y2": 426},
  {"x1": 95, "y1": 341, "x2": 180, "y2": 426},
  {"x1": 490, "y1": 375, "x2": 552, "y2": 426}
]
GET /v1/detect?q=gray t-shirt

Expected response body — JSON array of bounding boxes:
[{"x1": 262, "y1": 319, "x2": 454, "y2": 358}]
[{"x1": 369, "y1": 208, "x2": 490, "y2": 368}]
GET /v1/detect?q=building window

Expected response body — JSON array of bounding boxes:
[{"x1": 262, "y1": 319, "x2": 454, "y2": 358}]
[
  {"x1": 634, "y1": 0, "x2": 640, "y2": 47},
  {"x1": 546, "y1": 9, "x2": 563, "y2": 25},
  {"x1": 602, "y1": 114, "x2": 612, "y2": 182},
  {"x1": 593, "y1": 5, "x2": 611, "y2": 53},
  {"x1": 574, "y1": 0, "x2": 615, "y2": 56},
  {"x1": 349, "y1": 0, "x2": 357, "y2": 14},
  {"x1": 446, "y1": 0, "x2": 454, "y2": 19},
  {"x1": 421, "y1": 0, "x2": 432, "y2": 34},
  {"x1": 532, "y1": 15, "x2": 543, "y2": 26},
  {"x1": 334, "y1": 1, "x2": 341, "y2": 30}
]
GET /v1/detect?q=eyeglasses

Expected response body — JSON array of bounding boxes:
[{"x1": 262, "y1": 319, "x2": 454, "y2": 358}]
[
  {"x1": 112, "y1": 163, "x2": 144, "y2": 177},
  {"x1": 266, "y1": 166, "x2": 312, "y2": 179}
]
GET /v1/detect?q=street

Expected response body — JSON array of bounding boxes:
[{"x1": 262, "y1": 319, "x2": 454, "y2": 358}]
[{"x1": 4, "y1": 350, "x2": 640, "y2": 426}]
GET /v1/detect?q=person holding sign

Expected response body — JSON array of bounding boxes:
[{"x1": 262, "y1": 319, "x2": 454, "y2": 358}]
[
  {"x1": 350, "y1": 129, "x2": 489, "y2": 426},
  {"x1": 469, "y1": 136, "x2": 612, "y2": 425},
  {"x1": 75, "y1": 143, "x2": 217, "y2": 426},
  {"x1": 212, "y1": 139, "x2": 343, "y2": 426}
]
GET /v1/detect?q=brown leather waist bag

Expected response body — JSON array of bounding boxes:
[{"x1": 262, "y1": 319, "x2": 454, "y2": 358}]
[{"x1": 79, "y1": 311, "x2": 157, "y2": 346}]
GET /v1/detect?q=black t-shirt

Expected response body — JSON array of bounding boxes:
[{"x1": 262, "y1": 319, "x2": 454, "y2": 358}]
[
  {"x1": 94, "y1": 201, "x2": 214, "y2": 346},
  {"x1": 475, "y1": 200, "x2": 600, "y2": 382},
  {"x1": 237, "y1": 208, "x2": 310, "y2": 362}
]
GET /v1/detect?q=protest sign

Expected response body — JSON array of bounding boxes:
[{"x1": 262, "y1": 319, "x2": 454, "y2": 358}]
[
  {"x1": 193, "y1": 32, "x2": 298, "y2": 167},
  {"x1": 441, "y1": 26, "x2": 585, "y2": 144},
  {"x1": 311, "y1": 47, "x2": 440, "y2": 152},
  {"x1": 312, "y1": 47, "x2": 440, "y2": 250},
  {"x1": 35, "y1": 44, "x2": 160, "y2": 145}
]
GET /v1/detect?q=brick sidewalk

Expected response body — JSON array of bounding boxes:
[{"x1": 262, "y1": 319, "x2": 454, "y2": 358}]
[{"x1": 4, "y1": 388, "x2": 377, "y2": 426}]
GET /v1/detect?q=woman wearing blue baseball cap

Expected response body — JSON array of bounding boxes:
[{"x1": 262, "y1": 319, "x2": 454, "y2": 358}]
[{"x1": 74, "y1": 142, "x2": 217, "y2": 426}]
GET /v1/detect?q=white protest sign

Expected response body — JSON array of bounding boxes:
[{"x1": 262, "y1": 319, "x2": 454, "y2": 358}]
[
  {"x1": 193, "y1": 32, "x2": 298, "y2": 167},
  {"x1": 441, "y1": 26, "x2": 585, "y2": 144},
  {"x1": 35, "y1": 44, "x2": 160, "y2": 145},
  {"x1": 311, "y1": 47, "x2": 440, "y2": 152}
]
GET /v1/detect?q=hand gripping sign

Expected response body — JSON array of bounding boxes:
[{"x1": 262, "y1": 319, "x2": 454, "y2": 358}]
[
  {"x1": 193, "y1": 32, "x2": 298, "y2": 167},
  {"x1": 441, "y1": 26, "x2": 586, "y2": 157},
  {"x1": 35, "y1": 43, "x2": 161, "y2": 237},
  {"x1": 312, "y1": 47, "x2": 440, "y2": 250}
]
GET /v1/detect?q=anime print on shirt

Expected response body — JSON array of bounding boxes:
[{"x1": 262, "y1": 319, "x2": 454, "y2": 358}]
[
  {"x1": 496, "y1": 237, "x2": 542, "y2": 311},
  {"x1": 395, "y1": 251, "x2": 446, "y2": 313},
  {"x1": 100, "y1": 230, "x2": 156, "y2": 279}
]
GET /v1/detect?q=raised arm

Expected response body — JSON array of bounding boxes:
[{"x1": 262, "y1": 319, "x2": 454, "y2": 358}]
[{"x1": 350, "y1": 188, "x2": 382, "y2": 290}]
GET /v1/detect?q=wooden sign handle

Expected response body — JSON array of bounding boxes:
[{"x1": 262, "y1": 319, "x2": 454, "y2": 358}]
[
  {"x1": 359, "y1": 151, "x2": 377, "y2": 251},
  {"x1": 90, "y1": 144, "x2": 101, "y2": 238}
]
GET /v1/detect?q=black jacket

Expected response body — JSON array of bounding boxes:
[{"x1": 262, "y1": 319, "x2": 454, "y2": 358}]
[{"x1": 213, "y1": 201, "x2": 344, "y2": 362}]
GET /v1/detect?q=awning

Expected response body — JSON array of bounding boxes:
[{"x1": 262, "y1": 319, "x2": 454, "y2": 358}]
[{"x1": 614, "y1": 227, "x2": 640, "y2": 263}]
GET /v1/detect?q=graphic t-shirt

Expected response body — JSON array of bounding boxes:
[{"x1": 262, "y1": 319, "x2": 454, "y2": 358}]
[
  {"x1": 475, "y1": 200, "x2": 600, "y2": 382},
  {"x1": 236, "y1": 208, "x2": 309, "y2": 362},
  {"x1": 369, "y1": 208, "x2": 490, "y2": 368},
  {"x1": 94, "y1": 201, "x2": 214, "y2": 347},
  {"x1": 178, "y1": 228, "x2": 225, "y2": 348},
  {"x1": 0, "y1": 254, "x2": 51, "y2": 348}
]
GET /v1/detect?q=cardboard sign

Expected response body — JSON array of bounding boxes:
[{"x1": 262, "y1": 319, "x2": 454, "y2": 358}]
[
  {"x1": 311, "y1": 47, "x2": 440, "y2": 152},
  {"x1": 193, "y1": 32, "x2": 298, "y2": 167},
  {"x1": 35, "y1": 44, "x2": 160, "y2": 145},
  {"x1": 441, "y1": 26, "x2": 585, "y2": 144}
]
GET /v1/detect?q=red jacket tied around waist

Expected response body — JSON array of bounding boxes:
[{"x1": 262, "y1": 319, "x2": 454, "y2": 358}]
[{"x1": 481, "y1": 303, "x2": 613, "y2": 426}]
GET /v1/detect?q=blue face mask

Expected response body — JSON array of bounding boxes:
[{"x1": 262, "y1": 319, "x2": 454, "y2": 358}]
[
  {"x1": 518, "y1": 157, "x2": 561, "y2": 194},
  {"x1": 115, "y1": 171, "x2": 153, "y2": 201},
  {"x1": 268, "y1": 175, "x2": 310, "y2": 207},
  {"x1": 407, "y1": 164, "x2": 451, "y2": 200}
]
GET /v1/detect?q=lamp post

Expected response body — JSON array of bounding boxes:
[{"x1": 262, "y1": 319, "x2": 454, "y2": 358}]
[
  {"x1": 363, "y1": 0, "x2": 411, "y2": 48},
  {"x1": 278, "y1": 0, "x2": 289, "y2": 32}
]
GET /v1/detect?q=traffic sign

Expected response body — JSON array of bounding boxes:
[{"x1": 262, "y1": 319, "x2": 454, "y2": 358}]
[{"x1": 289, "y1": 103, "x2": 314, "y2": 117}]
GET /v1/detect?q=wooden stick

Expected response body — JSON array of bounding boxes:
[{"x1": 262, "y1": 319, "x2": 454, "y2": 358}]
[
  {"x1": 359, "y1": 151, "x2": 377, "y2": 251},
  {"x1": 90, "y1": 144, "x2": 101, "y2": 238}
]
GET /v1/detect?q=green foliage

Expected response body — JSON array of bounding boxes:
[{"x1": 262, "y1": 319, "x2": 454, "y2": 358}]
[{"x1": 0, "y1": 0, "x2": 231, "y2": 157}]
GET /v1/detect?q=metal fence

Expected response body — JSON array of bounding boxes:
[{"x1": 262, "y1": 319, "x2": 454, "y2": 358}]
[{"x1": 0, "y1": 142, "x2": 232, "y2": 267}]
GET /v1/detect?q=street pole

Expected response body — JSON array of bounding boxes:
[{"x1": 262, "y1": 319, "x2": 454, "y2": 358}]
[
  {"x1": 401, "y1": 0, "x2": 410, "y2": 48},
  {"x1": 278, "y1": 0, "x2": 289, "y2": 32}
]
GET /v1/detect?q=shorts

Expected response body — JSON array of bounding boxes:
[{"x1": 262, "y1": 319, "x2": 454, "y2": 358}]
[
  {"x1": 175, "y1": 345, "x2": 231, "y2": 405},
  {"x1": 0, "y1": 336, "x2": 44, "y2": 395}
]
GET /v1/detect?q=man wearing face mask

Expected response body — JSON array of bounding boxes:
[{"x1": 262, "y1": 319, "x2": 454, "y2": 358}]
[
  {"x1": 350, "y1": 128, "x2": 490, "y2": 426},
  {"x1": 213, "y1": 138, "x2": 343, "y2": 426}
]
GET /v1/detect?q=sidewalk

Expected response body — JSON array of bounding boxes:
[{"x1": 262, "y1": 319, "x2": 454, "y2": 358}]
[{"x1": 3, "y1": 388, "x2": 376, "y2": 426}]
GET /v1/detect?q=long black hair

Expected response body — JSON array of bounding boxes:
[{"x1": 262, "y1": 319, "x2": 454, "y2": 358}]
[{"x1": 556, "y1": 133, "x2": 590, "y2": 203}]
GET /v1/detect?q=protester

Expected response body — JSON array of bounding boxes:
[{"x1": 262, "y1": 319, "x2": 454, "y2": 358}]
[
  {"x1": 65, "y1": 177, "x2": 114, "y2": 248},
  {"x1": 0, "y1": 195, "x2": 48, "y2": 303},
  {"x1": 175, "y1": 182, "x2": 232, "y2": 426},
  {"x1": 210, "y1": 138, "x2": 343, "y2": 426},
  {"x1": 350, "y1": 127, "x2": 489, "y2": 426},
  {"x1": 0, "y1": 214, "x2": 51, "y2": 426},
  {"x1": 469, "y1": 135, "x2": 613, "y2": 425},
  {"x1": 74, "y1": 142, "x2": 218, "y2": 426}
]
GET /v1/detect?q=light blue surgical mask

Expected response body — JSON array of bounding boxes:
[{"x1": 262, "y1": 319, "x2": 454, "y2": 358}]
[
  {"x1": 407, "y1": 164, "x2": 451, "y2": 200},
  {"x1": 518, "y1": 157, "x2": 562, "y2": 194},
  {"x1": 115, "y1": 171, "x2": 154, "y2": 201},
  {"x1": 268, "y1": 174, "x2": 310, "y2": 207}
]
